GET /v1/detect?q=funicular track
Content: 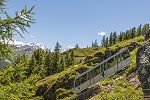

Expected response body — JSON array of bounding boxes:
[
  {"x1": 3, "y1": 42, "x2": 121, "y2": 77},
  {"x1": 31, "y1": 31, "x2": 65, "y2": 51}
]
[
  {"x1": 72, "y1": 42, "x2": 150, "y2": 100},
  {"x1": 72, "y1": 67, "x2": 130, "y2": 100},
  {"x1": 72, "y1": 47, "x2": 132, "y2": 100}
]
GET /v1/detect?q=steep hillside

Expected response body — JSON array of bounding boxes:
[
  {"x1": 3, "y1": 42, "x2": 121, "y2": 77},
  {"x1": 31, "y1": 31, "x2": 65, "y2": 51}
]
[
  {"x1": 92, "y1": 40, "x2": 150, "y2": 100},
  {"x1": 35, "y1": 36, "x2": 145, "y2": 100},
  {"x1": 90, "y1": 48, "x2": 143, "y2": 100}
]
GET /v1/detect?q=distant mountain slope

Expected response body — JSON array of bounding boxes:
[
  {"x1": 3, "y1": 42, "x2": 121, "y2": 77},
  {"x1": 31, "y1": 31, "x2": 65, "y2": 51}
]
[
  {"x1": 0, "y1": 59, "x2": 11, "y2": 69},
  {"x1": 8, "y1": 40, "x2": 47, "y2": 55}
]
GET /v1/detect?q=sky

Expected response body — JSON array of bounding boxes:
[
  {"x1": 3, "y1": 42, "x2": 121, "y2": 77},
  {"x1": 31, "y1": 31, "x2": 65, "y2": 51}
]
[{"x1": 6, "y1": 0, "x2": 150, "y2": 50}]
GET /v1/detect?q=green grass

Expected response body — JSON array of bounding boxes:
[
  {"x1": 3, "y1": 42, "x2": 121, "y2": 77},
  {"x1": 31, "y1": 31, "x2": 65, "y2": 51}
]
[
  {"x1": 73, "y1": 47, "x2": 102, "y2": 57},
  {"x1": 36, "y1": 36, "x2": 145, "y2": 100},
  {"x1": 93, "y1": 77, "x2": 143, "y2": 100},
  {"x1": 91, "y1": 40, "x2": 145, "y2": 100},
  {"x1": 36, "y1": 64, "x2": 92, "y2": 99},
  {"x1": 94, "y1": 36, "x2": 144, "y2": 57}
]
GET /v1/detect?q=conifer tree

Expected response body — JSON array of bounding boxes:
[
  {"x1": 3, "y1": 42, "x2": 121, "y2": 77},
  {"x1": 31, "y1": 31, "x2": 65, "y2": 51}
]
[
  {"x1": 105, "y1": 37, "x2": 109, "y2": 48},
  {"x1": 75, "y1": 44, "x2": 79, "y2": 48},
  {"x1": 126, "y1": 30, "x2": 132, "y2": 39},
  {"x1": 94, "y1": 39, "x2": 98, "y2": 47},
  {"x1": 101, "y1": 35, "x2": 106, "y2": 47},
  {"x1": 136, "y1": 24, "x2": 142, "y2": 36},
  {"x1": 44, "y1": 51, "x2": 52, "y2": 75},
  {"x1": 119, "y1": 32, "x2": 123, "y2": 42},
  {"x1": 52, "y1": 41, "x2": 62, "y2": 73},
  {"x1": 65, "y1": 49, "x2": 75, "y2": 67},
  {"x1": 27, "y1": 55, "x2": 36, "y2": 76},
  {"x1": 69, "y1": 49, "x2": 75, "y2": 65},
  {"x1": 87, "y1": 45, "x2": 89, "y2": 48},
  {"x1": 0, "y1": 1, "x2": 34, "y2": 59},
  {"x1": 33, "y1": 49, "x2": 44, "y2": 65},
  {"x1": 65, "y1": 52, "x2": 69, "y2": 66},
  {"x1": 109, "y1": 32, "x2": 113, "y2": 46},
  {"x1": 125, "y1": 31, "x2": 128, "y2": 40},
  {"x1": 59, "y1": 56, "x2": 65, "y2": 71},
  {"x1": 112, "y1": 31, "x2": 117, "y2": 44},
  {"x1": 131, "y1": 27, "x2": 136, "y2": 39},
  {"x1": 142, "y1": 24, "x2": 150, "y2": 34},
  {"x1": 91, "y1": 41, "x2": 94, "y2": 48},
  {"x1": 54, "y1": 41, "x2": 61, "y2": 52}
]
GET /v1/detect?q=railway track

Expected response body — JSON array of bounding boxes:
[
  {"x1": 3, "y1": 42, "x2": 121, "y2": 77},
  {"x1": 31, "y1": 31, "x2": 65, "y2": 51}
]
[{"x1": 72, "y1": 38, "x2": 150, "y2": 100}]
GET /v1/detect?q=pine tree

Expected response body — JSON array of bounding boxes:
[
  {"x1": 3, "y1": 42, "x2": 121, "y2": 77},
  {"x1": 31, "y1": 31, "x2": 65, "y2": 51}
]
[
  {"x1": 91, "y1": 41, "x2": 94, "y2": 48},
  {"x1": 101, "y1": 35, "x2": 106, "y2": 47},
  {"x1": 54, "y1": 41, "x2": 61, "y2": 52},
  {"x1": 125, "y1": 31, "x2": 128, "y2": 40},
  {"x1": 52, "y1": 41, "x2": 62, "y2": 73},
  {"x1": 131, "y1": 27, "x2": 136, "y2": 39},
  {"x1": 0, "y1": 1, "x2": 34, "y2": 59},
  {"x1": 27, "y1": 55, "x2": 36, "y2": 76},
  {"x1": 65, "y1": 52, "x2": 69, "y2": 66},
  {"x1": 33, "y1": 49, "x2": 44, "y2": 65},
  {"x1": 119, "y1": 32, "x2": 123, "y2": 42},
  {"x1": 136, "y1": 24, "x2": 142, "y2": 36},
  {"x1": 126, "y1": 30, "x2": 132, "y2": 39},
  {"x1": 105, "y1": 37, "x2": 109, "y2": 48},
  {"x1": 65, "y1": 49, "x2": 75, "y2": 67},
  {"x1": 75, "y1": 44, "x2": 79, "y2": 48},
  {"x1": 94, "y1": 39, "x2": 98, "y2": 47},
  {"x1": 30, "y1": 49, "x2": 46, "y2": 77},
  {"x1": 109, "y1": 32, "x2": 113, "y2": 46},
  {"x1": 44, "y1": 51, "x2": 52, "y2": 75},
  {"x1": 112, "y1": 31, "x2": 117, "y2": 44},
  {"x1": 69, "y1": 49, "x2": 75, "y2": 65},
  {"x1": 59, "y1": 56, "x2": 65, "y2": 71},
  {"x1": 142, "y1": 24, "x2": 150, "y2": 34}
]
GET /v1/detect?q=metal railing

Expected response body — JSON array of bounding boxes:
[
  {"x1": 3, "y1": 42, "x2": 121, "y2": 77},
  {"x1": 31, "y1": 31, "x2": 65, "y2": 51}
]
[{"x1": 72, "y1": 45, "x2": 150, "y2": 100}]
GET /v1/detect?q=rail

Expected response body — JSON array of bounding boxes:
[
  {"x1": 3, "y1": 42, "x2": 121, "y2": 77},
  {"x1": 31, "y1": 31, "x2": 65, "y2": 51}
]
[{"x1": 72, "y1": 44, "x2": 150, "y2": 100}]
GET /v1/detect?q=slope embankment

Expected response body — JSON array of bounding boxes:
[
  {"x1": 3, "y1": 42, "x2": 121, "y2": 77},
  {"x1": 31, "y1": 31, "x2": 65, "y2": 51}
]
[
  {"x1": 137, "y1": 40, "x2": 150, "y2": 99},
  {"x1": 35, "y1": 36, "x2": 145, "y2": 100}
]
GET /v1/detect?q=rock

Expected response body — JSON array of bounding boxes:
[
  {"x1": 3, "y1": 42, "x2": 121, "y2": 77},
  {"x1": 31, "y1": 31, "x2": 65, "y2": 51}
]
[
  {"x1": 107, "y1": 84, "x2": 115, "y2": 89},
  {"x1": 137, "y1": 44, "x2": 150, "y2": 97},
  {"x1": 0, "y1": 59, "x2": 11, "y2": 69}
]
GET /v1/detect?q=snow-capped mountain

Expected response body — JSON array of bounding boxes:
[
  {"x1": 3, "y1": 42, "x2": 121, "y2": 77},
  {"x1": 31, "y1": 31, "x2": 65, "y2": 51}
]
[
  {"x1": 10, "y1": 40, "x2": 25, "y2": 47},
  {"x1": 10, "y1": 40, "x2": 46, "y2": 49},
  {"x1": 35, "y1": 43, "x2": 45, "y2": 50},
  {"x1": 8, "y1": 40, "x2": 47, "y2": 54}
]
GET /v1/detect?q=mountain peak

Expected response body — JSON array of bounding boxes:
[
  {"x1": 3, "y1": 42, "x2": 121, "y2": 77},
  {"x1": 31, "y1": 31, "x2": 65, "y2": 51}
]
[
  {"x1": 8, "y1": 40, "x2": 47, "y2": 54},
  {"x1": 8, "y1": 40, "x2": 47, "y2": 50}
]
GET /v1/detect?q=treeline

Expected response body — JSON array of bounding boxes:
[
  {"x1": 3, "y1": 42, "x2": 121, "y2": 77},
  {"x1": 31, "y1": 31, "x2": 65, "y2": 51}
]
[
  {"x1": 0, "y1": 41, "x2": 76, "y2": 99},
  {"x1": 62, "y1": 24, "x2": 149, "y2": 49},
  {"x1": 101, "y1": 24, "x2": 150, "y2": 48},
  {"x1": 14, "y1": 42, "x2": 75, "y2": 77}
]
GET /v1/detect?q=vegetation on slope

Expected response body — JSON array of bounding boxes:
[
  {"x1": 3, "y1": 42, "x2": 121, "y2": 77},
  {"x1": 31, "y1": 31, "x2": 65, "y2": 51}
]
[
  {"x1": 35, "y1": 36, "x2": 145, "y2": 100},
  {"x1": 0, "y1": 1, "x2": 149, "y2": 100},
  {"x1": 36, "y1": 64, "x2": 92, "y2": 99},
  {"x1": 92, "y1": 48, "x2": 144, "y2": 100}
]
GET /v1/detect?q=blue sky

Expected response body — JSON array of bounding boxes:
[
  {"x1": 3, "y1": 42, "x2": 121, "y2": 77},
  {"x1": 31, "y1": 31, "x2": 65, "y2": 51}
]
[{"x1": 6, "y1": 0, "x2": 150, "y2": 50}]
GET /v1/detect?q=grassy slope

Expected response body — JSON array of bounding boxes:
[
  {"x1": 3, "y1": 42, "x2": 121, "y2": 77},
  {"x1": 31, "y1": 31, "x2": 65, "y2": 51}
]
[
  {"x1": 35, "y1": 36, "x2": 145, "y2": 100},
  {"x1": 92, "y1": 48, "x2": 144, "y2": 100},
  {"x1": 73, "y1": 47, "x2": 102, "y2": 57},
  {"x1": 36, "y1": 64, "x2": 92, "y2": 99},
  {"x1": 73, "y1": 36, "x2": 144, "y2": 58}
]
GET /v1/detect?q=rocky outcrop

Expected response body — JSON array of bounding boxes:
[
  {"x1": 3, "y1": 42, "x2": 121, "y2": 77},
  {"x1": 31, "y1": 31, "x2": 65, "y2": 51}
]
[
  {"x1": 137, "y1": 43, "x2": 150, "y2": 98},
  {"x1": 142, "y1": 30, "x2": 150, "y2": 40}
]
